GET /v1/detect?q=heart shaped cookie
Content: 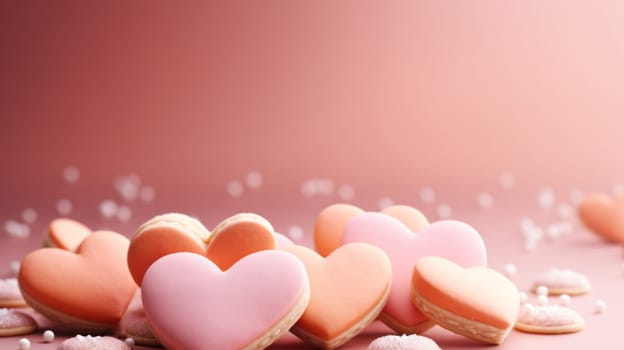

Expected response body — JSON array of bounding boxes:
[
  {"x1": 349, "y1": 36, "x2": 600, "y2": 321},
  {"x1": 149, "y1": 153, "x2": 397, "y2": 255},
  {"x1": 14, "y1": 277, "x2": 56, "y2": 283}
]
[
  {"x1": 411, "y1": 256, "x2": 519, "y2": 344},
  {"x1": 280, "y1": 243, "x2": 391, "y2": 349},
  {"x1": 141, "y1": 251, "x2": 310, "y2": 349},
  {"x1": 314, "y1": 204, "x2": 428, "y2": 257},
  {"x1": 43, "y1": 218, "x2": 92, "y2": 252},
  {"x1": 127, "y1": 212, "x2": 275, "y2": 285},
  {"x1": 578, "y1": 193, "x2": 624, "y2": 242},
  {"x1": 343, "y1": 213, "x2": 486, "y2": 334},
  {"x1": 19, "y1": 231, "x2": 137, "y2": 332}
]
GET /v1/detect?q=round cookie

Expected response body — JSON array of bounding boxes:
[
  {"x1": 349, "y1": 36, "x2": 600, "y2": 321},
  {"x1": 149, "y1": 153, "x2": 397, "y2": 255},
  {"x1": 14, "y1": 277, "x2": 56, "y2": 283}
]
[
  {"x1": 0, "y1": 278, "x2": 27, "y2": 308},
  {"x1": 0, "y1": 308, "x2": 37, "y2": 337},
  {"x1": 368, "y1": 334, "x2": 441, "y2": 350},
  {"x1": 57, "y1": 335, "x2": 131, "y2": 350},
  {"x1": 119, "y1": 288, "x2": 159, "y2": 346},
  {"x1": 515, "y1": 304, "x2": 584, "y2": 334},
  {"x1": 314, "y1": 204, "x2": 365, "y2": 256},
  {"x1": 43, "y1": 218, "x2": 91, "y2": 252},
  {"x1": 531, "y1": 268, "x2": 591, "y2": 296}
]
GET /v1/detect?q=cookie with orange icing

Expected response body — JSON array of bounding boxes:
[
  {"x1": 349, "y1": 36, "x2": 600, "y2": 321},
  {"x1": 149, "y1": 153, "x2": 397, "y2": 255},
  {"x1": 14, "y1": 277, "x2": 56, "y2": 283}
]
[
  {"x1": 19, "y1": 231, "x2": 137, "y2": 332},
  {"x1": 411, "y1": 256, "x2": 519, "y2": 345},
  {"x1": 43, "y1": 218, "x2": 91, "y2": 252},
  {"x1": 280, "y1": 243, "x2": 392, "y2": 349},
  {"x1": 127, "y1": 212, "x2": 276, "y2": 285},
  {"x1": 578, "y1": 193, "x2": 624, "y2": 242}
]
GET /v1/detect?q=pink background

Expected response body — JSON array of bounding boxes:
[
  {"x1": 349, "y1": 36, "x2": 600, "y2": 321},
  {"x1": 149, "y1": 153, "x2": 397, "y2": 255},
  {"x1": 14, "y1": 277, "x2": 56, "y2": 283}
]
[{"x1": 2, "y1": 1, "x2": 624, "y2": 349}]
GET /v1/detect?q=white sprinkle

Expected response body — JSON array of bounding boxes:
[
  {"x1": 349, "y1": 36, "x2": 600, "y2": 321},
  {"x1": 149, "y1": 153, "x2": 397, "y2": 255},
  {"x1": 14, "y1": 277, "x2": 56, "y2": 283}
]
[
  {"x1": 476, "y1": 192, "x2": 494, "y2": 209},
  {"x1": 378, "y1": 197, "x2": 394, "y2": 210},
  {"x1": 56, "y1": 198, "x2": 73, "y2": 216},
  {"x1": 42, "y1": 330, "x2": 54, "y2": 342},
  {"x1": 594, "y1": 300, "x2": 606, "y2": 314},
  {"x1": 62, "y1": 166, "x2": 80, "y2": 183},
  {"x1": 537, "y1": 294, "x2": 549, "y2": 306},
  {"x1": 288, "y1": 226, "x2": 304, "y2": 242},
  {"x1": 521, "y1": 303, "x2": 536, "y2": 318},
  {"x1": 245, "y1": 171, "x2": 263, "y2": 189},
  {"x1": 316, "y1": 179, "x2": 334, "y2": 195},
  {"x1": 8, "y1": 261, "x2": 20, "y2": 276},
  {"x1": 569, "y1": 190, "x2": 584, "y2": 205},
  {"x1": 226, "y1": 180, "x2": 244, "y2": 198},
  {"x1": 337, "y1": 184, "x2": 355, "y2": 201},
  {"x1": 537, "y1": 188, "x2": 555, "y2": 209},
  {"x1": 556, "y1": 204, "x2": 574, "y2": 219},
  {"x1": 17, "y1": 338, "x2": 30, "y2": 350},
  {"x1": 115, "y1": 175, "x2": 141, "y2": 201},
  {"x1": 419, "y1": 187, "x2": 436, "y2": 203},
  {"x1": 99, "y1": 199, "x2": 118, "y2": 219},
  {"x1": 503, "y1": 263, "x2": 517, "y2": 278},
  {"x1": 560, "y1": 294, "x2": 571, "y2": 306},
  {"x1": 437, "y1": 204, "x2": 452, "y2": 219},
  {"x1": 519, "y1": 291, "x2": 528, "y2": 304},
  {"x1": 499, "y1": 172, "x2": 515, "y2": 189},
  {"x1": 21, "y1": 208, "x2": 37, "y2": 224},
  {"x1": 139, "y1": 186, "x2": 156, "y2": 202},
  {"x1": 536, "y1": 285, "x2": 549, "y2": 296},
  {"x1": 116, "y1": 206, "x2": 132, "y2": 222},
  {"x1": 124, "y1": 337, "x2": 135, "y2": 347},
  {"x1": 4, "y1": 220, "x2": 30, "y2": 238}
]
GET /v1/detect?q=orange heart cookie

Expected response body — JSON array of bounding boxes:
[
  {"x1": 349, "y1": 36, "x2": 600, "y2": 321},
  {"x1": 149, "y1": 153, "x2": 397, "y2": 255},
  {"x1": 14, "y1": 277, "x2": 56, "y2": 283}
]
[
  {"x1": 19, "y1": 231, "x2": 137, "y2": 332},
  {"x1": 280, "y1": 243, "x2": 392, "y2": 349},
  {"x1": 578, "y1": 193, "x2": 624, "y2": 242},
  {"x1": 43, "y1": 218, "x2": 92, "y2": 252},
  {"x1": 314, "y1": 204, "x2": 428, "y2": 256},
  {"x1": 411, "y1": 257, "x2": 519, "y2": 345},
  {"x1": 127, "y1": 212, "x2": 275, "y2": 285}
]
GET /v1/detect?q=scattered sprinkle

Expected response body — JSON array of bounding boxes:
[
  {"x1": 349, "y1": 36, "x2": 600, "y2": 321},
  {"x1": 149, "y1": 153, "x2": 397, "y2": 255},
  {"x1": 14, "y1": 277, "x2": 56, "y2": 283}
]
[
  {"x1": 560, "y1": 294, "x2": 571, "y2": 307},
  {"x1": 537, "y1": 294, "x2": 549, "y2": 306},
  {"x1": 536, "y1": 285, "x2": 549, "y2": 297},
  {"x1": 476, "y1": 192, "x2": 494, "y2": 209},
  {"x1": 226, "y1": 180, "x2": 244, "y2": 198},
  {"x1": 124, "y1": 337, "x2": 135, "y2": 347},
  {"x1": 537, "y1": 188, "x2": 555, "y2": 209},
  {"x1": 419, "y1": 187, "x2": 436, "y2": 203},
  {"x1": 594, "y1": 300, "x2": 606, "y2": 314},
  {"x1": 17, "y1": 338, "x2": 30, "y2": 350},
  {"x1": 4, "y1": 220, "x2": 30, "y2": 238},
  {"x1": 287, "y1": 226, "x2": 304, "y2": 242},
  {"x1": 56, "y1": 198, "x2": 73, "y2": 216},
  {"x1": 21, "y1": 208, "x2": 37, "y2": 224},
  {"x1": 518, "y1": 291, "x2": 528, "y2": 304},
  {"x1": 139, "y1": 186, "x2": 156, "y2": 202},
  {"x1": 62, "y1": 166, "x2": 80, "y2": 183},
  {"x1": 245, "y1": 171, "x2": 263, "y2": 189},
  {"x1": 8, "y1": 261, "x2": 20, "y2": 276},
  {"x1": 116, "y1": 206, "x2": 132, "y2": 222},
  {"x1": 503, "y1": 263, "x2": 517, "y2": 278},
  {"x1": 436, "y1": 204, "x2": 452, "y2": 219},
  {"x1": 42, "y1": 330, "x2": 54, "y2": 342},
  {"x1": 115, "y1": 175, "x2": 141, "y2": 201}
]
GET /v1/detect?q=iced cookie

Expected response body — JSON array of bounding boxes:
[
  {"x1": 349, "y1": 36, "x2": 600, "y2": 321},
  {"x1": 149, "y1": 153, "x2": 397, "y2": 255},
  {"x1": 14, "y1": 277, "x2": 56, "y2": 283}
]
[
  {"x1": 44, "y1": 218, "x2": 91, "y2": 252},
  {"x1": 514, "y1": 304, "x2": 584, "y2": 334},
  {"x1": 411, "y1": 256, "x2": 519, "y2": 345},
  {"x1": 19, "y1": 232, "x2": 137, "y2": 332},
  {"x1": 380, "y1": 205, "x2": 429, "y2": 233},
  {"x1": 578, "y1": 193, "x2": 624, "y2": 242},
  {"x1": 128, "y1": 212, "x2": 275, "y2": 285},
  {"x1": 368, "y1": 334, "x2": 440, "y2": 350},
  {"x1": 280, "y1": 243, "x2": 392, "y2": 349},
  {"x1": 119, "y1": 289, "x2": 159, "y2": 347},
  {"x1": 142, "y1": 251, "x2": 310, "y2": 349},
  {"x1": 0, "y1": 278, "x2": 27, "y2": 308},
  {"x1": 57, "y1": 335, "x2": 131, "y2": 350},
  {"x1": 0, "y1": 308, "x2": 37, "y2": 336},
  {"x1": 531, "y1": 268, "x2": 591, "y2": 296},
  {"x1": 343, "y1": 213, "x2": 487, "y2": 334}
]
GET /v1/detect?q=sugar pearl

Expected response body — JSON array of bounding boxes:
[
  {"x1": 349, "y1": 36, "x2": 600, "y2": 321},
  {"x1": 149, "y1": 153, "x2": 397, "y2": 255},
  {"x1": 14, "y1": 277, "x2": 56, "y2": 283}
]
[
  {"x1": 245, "y1": 171, "x2": 263, "y2": 189},
  {"x1": 503, "y1": 263, "x2": 517, "y2": 278},
  {"x1": 476, "y1": 192, "x2": 494, "y2": 209},
  {"x1": 595, "y1": 300, "x2": 607, "y2": 314},
  {"x1": 560, "y1": 294, "x2": 571, "y2": 307},
  {"x1": 537, "y1": 295, "x2": 549, "y2": 306},
  {"x1": 226, "y1": 180, "x2": 244, "y2": 198},
  {"x1": 124, "y1": 337, "x2": 135, "y2": 347},
  {"x1": 17, "y1": 338, "x2": 30, "y2": 350},
  {"x1": 56, "y1": 198, "x2": 73, "y2": 216},
  {"x1": 42, "y1": 330, "x2": 54, "y2": 342},
  {"x1": 519, "y1": 291, "x2": 529, "y2": 304},
  {"x1": 21, "y1": 208, "x2": 37, "y2": 224},
  {"x1": 62, "y1": 166, "x2": 80, "y2": 183},
  {"x1": 536, "y1": 285, "x2": 549, "y2": 296},
  {"x1": 419, "y1": 187, "x2": 436, "y2": 203},
  {"x1": 437, "y1": 204, "x2": 452, "y2": 219}
]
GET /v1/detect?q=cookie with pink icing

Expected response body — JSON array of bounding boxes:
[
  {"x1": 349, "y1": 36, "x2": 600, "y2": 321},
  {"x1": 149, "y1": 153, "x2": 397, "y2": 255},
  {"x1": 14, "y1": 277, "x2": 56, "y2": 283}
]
[
  {"x1": 343, "y1": 213, "x2": 487, "y2": 334},
  {"x1": 141, "y1": 251, "x2": 310, "y2": 349},
  {"x1": 515, "y1": 304, "x2": 584, "y2": 334},
  {"x1": 0, "y1": 308, "x2": 37, "y2": 336},
  {"x1": 368, "y1": 334, "x2": 441, "y2": 350},
  {"x1": 531, "y1": 268, "x2": 591, "y2": 296},
  {"x1": 57, "y1": 335, "x2": 131, "y2": 350},
  {"x1": 119, "y1": 288, "x2": 159, "y2": 346},
  {"x1": 0, "y1": 278, "x2": 27, "y2": 308}
]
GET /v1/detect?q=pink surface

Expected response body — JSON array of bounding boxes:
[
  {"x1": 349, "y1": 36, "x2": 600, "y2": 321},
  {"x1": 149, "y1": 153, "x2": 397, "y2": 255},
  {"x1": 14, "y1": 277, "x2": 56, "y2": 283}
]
[
  {"x1": 343, "y1": 215, "x2": 487, "y2": 332},
  {"x1": 141, "y1": 251, "x2": 309, "y2": 349},
  {"x1": 2, "y1": 1, "x2": 624, "y2": 349}
]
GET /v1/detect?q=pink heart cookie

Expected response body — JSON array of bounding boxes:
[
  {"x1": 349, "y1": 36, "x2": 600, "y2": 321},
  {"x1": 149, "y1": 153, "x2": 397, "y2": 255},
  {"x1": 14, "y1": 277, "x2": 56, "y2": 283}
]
[
  {"x1": 142, "y1": 251, "x2": 310, "y2": 349},
  {"x1": 343, "y1": 213, "x2": 487, "y2": 334}
]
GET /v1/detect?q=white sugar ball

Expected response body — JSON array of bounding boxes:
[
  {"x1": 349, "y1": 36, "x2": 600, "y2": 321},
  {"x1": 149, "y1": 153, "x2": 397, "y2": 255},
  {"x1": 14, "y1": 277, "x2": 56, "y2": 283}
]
[
  {"x1": 42, "y1": 330, "x2": 55, "y2": 342},
  {"x1": 536, "y1": 285, "x2": 549, "y2": 296},
  {"x1": 537, "y1": 188, "x2": 555, "y2": 209},
  {"x1": 124, "y1": 337, "x2": 135, "y2": 347},
  {"x1": 116, "y1": 206, "x2": 132, "y2": 222},
  {"x1": 437, "y1": 204, "x2": 452, "y2": 219},
  {"x1": 559, "y1": 294, "x2": 571, "y2": 307},
  {"x1": 226, "y1": 180, "x2": 244, "y2": 198},
  {"x1": 419, "y1": 187, "x2": 436, "y2": 203},
  {"x1": 139, "y1": 186, "x2": 156, "y2": 202},
  {"x1": 62, "y1": 166, "x2": 80, "y2": 183},
  {"x1": 17, "y1": 338, "x2": 30, "y2": 350},
  {"x1": 9, "y1": 260, "x2": 20, "y2": 276},
  {"x1": 537, "y1": 294, "x2": 548, "y2": 306},
  {"x1": 503, "y1": 263, "x2": 517, "y2": 278},
  {"x1": 288, "y1": 226, "x2": 304, "y2": 242},
  {"x1": 21, "y1": 208, "x2": 37, "y2": 224},
  {"x1": 56, "y1": 198, "x2": 73, "y2": 216},
  {"x1": 245, "y1": 171, "x2": 263, "y2": 189},
  {"x1": 476, "y1": 192, "x2": 494, "y2": 209},
  {"x1": 518, "y1": 291, "x2": 528, "y2": 304},
  {"x1": 99, "y1": 199, "x2": 118, "y2": 219},
  {"x1": 595, "y1": 300, "x2": 607, "y2": 314}
]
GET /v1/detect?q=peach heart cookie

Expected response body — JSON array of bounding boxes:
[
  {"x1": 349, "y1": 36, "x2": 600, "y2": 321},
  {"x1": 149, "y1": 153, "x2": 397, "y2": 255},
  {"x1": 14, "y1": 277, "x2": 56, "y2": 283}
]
[
  {"x1": 0, "y1": 308, "x2": 37, "y2": 336},
  {"x1": 43, "y1": 218, "x2": 91, "y2": 252},
  {"x1": 411, "y1": 256, "x2": 519, "y2": 345},
  {"x1": 368, "y1": 334, "x2": 440, "y2": 350},
  {"x1": 19, "y1": 231, "x2": 137, "y2": 332},
  {"x1": 514, "y1": 303, "x2": 584, "y2": 334},
  {"x1": 119, "y1": 289, "x2": 159, "y2": 347},
  {"x1": 57, "y1": 335, "x2": 131, "y2": 350},
  {"x1": 343, "y1": 213, "x2": 486, "y2": 334},
  {"x1": 142, "y1": 251, "x2": 310, "y2": 350},
  {"x1": 314, "y1": 204, "x2": 429, "y2": 257},
  {"x1": 578, "y1": 193, "x2": 624, "y2": 242},
  {"x1": 0, "y1": 278, "x2": 26, "y2": 308},
  {"x1": 531, "y1": 268, "x2": 591, "y2": 296},
  {"x1": 280, "y1": 243, "x2": 391, "y2": 349},
  {"x1": 127, "y1": 212, "x2": 275, "y2": 285}
]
